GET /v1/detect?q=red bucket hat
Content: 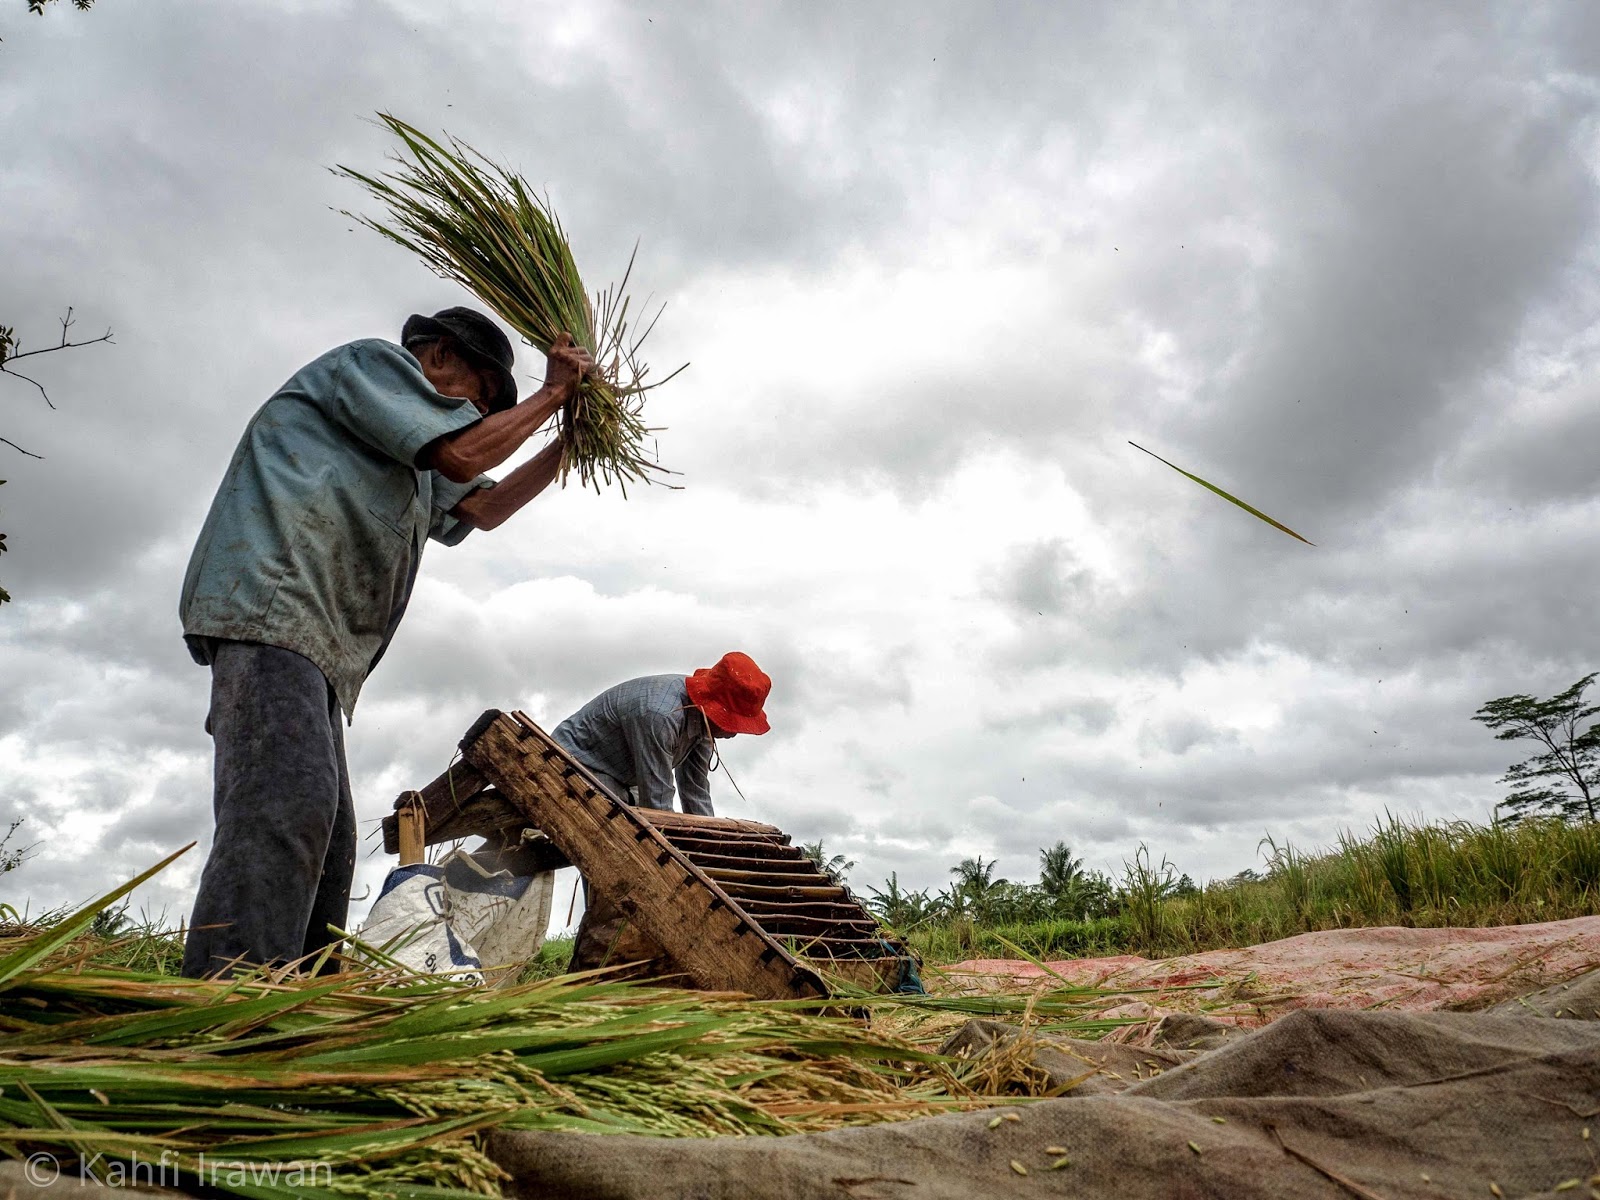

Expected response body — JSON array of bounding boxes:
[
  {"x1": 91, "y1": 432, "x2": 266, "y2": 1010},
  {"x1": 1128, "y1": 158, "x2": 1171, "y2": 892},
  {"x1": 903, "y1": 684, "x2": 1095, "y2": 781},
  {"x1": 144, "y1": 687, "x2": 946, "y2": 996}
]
[{"x1": 685, "y1": 652, "x2": 772, "y2": 736}]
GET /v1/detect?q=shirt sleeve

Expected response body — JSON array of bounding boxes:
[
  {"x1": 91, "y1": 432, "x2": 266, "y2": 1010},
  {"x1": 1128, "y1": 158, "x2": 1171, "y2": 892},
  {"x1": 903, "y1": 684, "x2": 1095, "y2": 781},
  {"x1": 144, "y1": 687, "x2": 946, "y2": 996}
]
[
  {"x1": 626, "y1": 710, "x2": 684, "y2": 811},
  {"x1": 674, "y1": 737, "x2": 715, "y2": 816},
  {"x1": 428, "y1": 472, "x2": 494, "y2": 546},
  {"x1": 326, "y1": 340, "x2": 481, "y2": 467}
]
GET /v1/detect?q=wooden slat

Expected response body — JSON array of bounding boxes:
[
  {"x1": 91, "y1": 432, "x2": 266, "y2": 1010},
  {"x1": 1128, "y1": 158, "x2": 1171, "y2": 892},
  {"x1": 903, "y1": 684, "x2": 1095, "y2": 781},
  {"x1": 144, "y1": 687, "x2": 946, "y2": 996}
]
[
  {"x1": 395, "y1": 760, "x2": 489, "y2": 812},
  {"x1": 756, "y1": 914, "x2": 882, "y2": 936},
  {"x1": 657, "y1": 839, "x2": 792, "y2": 858},
  {"x1": 661, "y1": 835, "x2": 802, "y2": 859},
  {"x1": 709, "y1": 879, "x2": 855, "y2": 902},
  {"x1": 637, "y1": 809, "x2": 787, "y2": 839},
  {"x1": 657, "y1": 827, "x2": 792, "y2": 846},
  {"x1": 705, "y1": 866, "x2": 841, "y2": 887},
  {"x1": 723, "y1": 908, "x2": 876, "y2": 928},
  {"x1": 462, "y1": 711, "x2": 828, "y2": 1001},
  {"x1": 780, "y1": 935, "x2": 894, "y2": 949},
  {"x1": 668, "y1": 838, "x2": 806, "y2": 857},
  {"x1": 675, "y1": 852, "x2": 820, "y2": 877},
  {"x1": 728, "y1": 899, "x2": 879, "y2": 919}
]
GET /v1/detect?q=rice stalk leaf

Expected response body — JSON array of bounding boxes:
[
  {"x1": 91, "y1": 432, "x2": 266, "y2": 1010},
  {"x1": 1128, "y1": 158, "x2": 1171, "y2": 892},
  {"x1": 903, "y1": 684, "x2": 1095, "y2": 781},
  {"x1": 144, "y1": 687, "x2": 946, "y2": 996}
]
[
  {"x1": 1128, "y1": 441, "x2": 1315, "y2": 546},
  {"x1": 210, "y1": 1111, "x2": 499, "y2": 1160},
  {"x1": 0, "y1": 845, "x2": 192, "y2": 990}
]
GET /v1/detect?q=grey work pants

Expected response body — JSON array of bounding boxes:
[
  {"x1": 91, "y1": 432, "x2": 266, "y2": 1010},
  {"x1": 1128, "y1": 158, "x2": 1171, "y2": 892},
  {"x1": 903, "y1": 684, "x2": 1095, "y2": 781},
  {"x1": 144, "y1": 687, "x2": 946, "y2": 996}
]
[{"x1": 180, "y1": 641, "x2": 356, "y2": 978}]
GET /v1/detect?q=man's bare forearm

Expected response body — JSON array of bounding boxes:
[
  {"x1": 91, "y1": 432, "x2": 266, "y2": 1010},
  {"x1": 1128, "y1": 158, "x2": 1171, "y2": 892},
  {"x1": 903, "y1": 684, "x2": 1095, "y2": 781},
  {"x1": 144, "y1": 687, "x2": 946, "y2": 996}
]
[
  {"x1": 450, "y1": 440, "x2": 563, "y2": 531},
  {"x1": 423, "y1": 385, "x2": 564, "y2": 483}
]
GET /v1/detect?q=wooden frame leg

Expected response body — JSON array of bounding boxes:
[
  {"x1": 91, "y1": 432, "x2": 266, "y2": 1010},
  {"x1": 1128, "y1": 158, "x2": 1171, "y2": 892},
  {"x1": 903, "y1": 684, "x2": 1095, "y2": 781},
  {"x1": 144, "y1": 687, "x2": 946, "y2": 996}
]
[{"x1": 396, "y1": 791, "x2": 427, "y2": 866}]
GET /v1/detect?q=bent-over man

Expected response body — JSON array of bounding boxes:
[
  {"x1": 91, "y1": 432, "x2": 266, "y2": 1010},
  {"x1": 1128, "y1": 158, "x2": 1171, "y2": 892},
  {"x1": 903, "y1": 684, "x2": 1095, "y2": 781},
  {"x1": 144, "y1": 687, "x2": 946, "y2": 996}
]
[
  {"x1": 552, "y1": 652, "x2": 772, "y2": 968},
  {"x1": 553, "y1": 652, "x2": 773, "y2": 816},
  {"x1": 179, "y1": 307, "x2": 593, "y2": 978}
]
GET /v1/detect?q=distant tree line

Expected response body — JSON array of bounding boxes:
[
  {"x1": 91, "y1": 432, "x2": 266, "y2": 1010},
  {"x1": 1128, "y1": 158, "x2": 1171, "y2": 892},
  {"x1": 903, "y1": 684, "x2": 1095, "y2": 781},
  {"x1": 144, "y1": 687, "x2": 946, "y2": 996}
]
[{"x1": 833, "y1": 842, "x2": 1198, "y2": 933}]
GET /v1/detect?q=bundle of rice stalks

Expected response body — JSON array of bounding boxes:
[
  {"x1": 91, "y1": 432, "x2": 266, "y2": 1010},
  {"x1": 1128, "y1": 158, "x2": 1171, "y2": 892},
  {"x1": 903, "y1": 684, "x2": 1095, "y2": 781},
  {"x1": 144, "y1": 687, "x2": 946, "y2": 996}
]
[
  {"x1": 0, "y1": 854, "x2": 976, "y2": 1199},
  {"x1": 336, "y1": 114, "x2": 685, "y2": 495}
]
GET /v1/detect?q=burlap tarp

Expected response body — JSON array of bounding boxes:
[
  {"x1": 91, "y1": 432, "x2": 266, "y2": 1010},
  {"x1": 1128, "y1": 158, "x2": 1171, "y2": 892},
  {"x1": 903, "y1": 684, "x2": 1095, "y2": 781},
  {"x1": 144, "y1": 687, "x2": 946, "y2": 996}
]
[{"x1": 490, "y1": 970, "x2": 1600, "y2": 1199}]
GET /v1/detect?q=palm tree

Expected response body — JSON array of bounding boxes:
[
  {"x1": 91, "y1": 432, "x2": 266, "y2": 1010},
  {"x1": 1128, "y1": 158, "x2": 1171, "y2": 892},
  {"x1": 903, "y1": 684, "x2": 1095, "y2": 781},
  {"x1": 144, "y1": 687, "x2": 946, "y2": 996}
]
[
  {"x1": 865, "y1": 872, "x2": 909, "y2": 924},
  {"x1": 950, "y1": 855, "x2": 1007, "y2": 920},
  {"x1": 800, "y1": 841, "x2": 855, "y2": 886},
  {"x1": 1038, "y1": 842, "x2": 1084, "y2": 900},
  {"x1": 865, "y1": 873, "x2": 945, "y2": 929}
]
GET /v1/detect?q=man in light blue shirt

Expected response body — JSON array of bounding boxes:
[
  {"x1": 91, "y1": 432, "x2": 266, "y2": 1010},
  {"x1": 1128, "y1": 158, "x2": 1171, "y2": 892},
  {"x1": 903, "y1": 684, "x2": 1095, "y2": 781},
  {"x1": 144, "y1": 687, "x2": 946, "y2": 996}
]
[{"x1": 179, "y1": 307, "x2": 592, "y2": 977}]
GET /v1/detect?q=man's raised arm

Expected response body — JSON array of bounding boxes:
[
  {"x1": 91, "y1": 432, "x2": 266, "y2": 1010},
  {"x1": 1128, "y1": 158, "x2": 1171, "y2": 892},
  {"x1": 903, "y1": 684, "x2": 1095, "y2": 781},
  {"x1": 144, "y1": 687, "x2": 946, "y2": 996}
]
[
  {"x1": 450, "y1": 440, "x2": 564, "y2": 531},
  {"x1": 420, "y1": 333, "x2": 592, "y2": 484}
]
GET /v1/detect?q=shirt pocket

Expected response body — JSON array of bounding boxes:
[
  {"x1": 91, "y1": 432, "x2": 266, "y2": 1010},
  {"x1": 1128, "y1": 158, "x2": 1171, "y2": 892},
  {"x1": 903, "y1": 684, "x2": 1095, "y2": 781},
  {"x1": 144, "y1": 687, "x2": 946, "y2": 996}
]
[{"x1": 366, "y1": 472, "x2": 423, "y2": 542}]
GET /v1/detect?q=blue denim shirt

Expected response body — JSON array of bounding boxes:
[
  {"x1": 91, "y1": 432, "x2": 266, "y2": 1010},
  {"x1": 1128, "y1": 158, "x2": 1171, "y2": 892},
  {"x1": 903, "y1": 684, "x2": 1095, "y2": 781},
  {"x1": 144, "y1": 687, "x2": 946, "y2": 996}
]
[
  {"x1": 179, "y1": 339, "x2": 491, "y2": 718},
  {"x1": 552, "y1": 675, "x2": 716, "y2": 815}
]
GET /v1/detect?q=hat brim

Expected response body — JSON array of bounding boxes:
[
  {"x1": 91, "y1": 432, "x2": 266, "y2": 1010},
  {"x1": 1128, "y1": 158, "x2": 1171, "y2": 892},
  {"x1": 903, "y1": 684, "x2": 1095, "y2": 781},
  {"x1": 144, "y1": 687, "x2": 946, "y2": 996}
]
[
  {"x1": 686, "y1": 672, "x2": 770, "y2": 736},
  {"x1": 403, "y1": 313, "x2": 518, "y2": 413}
]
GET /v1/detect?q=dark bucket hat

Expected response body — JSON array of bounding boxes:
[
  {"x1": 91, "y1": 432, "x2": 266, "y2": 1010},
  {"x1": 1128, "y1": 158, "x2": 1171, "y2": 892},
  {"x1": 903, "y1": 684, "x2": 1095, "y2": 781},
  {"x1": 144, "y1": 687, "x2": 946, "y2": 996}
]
[{"x1": 402, "y1": 306, "x2": 518, "y2": 413}]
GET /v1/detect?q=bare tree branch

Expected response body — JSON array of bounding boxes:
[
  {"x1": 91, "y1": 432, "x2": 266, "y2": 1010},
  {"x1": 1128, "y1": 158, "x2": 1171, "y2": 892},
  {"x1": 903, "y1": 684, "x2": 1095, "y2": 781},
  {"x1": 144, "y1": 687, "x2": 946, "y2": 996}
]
[
  {"x1": 0, "y1": 366, "x2": 55, "y2": 411},
  {"x1": 1, "y1": 305, "x2": 111, "y2": 608},
  {"x1": 0, "y1": 308, "x2": 114, "y2": 413},
  {"x1": 0, "y1": 305, "x2": 114, "y2": 458}
]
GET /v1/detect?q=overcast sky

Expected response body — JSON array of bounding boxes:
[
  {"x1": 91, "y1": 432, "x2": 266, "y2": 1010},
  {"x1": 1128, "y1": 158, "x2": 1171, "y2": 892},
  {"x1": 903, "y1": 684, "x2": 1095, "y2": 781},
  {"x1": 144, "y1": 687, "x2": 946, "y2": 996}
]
[{"x1": 3, "y1": 2, "x2": 1599, "y2": 934}]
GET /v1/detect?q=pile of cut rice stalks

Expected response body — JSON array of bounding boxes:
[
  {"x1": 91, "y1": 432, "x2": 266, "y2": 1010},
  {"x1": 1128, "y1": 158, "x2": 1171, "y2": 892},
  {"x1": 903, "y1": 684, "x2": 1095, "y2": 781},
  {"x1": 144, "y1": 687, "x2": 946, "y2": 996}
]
[
  {"x1": 336, "y1": 114, "x2": 685, "y2": 495},
  {"x1": 0, "y1": 855, "x2": 1124, "y2": 1198}
]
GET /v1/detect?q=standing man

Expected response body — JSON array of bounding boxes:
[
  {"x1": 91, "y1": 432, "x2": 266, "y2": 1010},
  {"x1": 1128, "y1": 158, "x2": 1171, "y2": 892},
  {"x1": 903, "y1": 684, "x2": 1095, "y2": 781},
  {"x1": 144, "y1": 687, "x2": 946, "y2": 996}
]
[
  {"x1": 552, "y1": 652, "x2": 773, "y2": 817},
  {"x1": 552, "y1": 652, "x2": 772, "y2": 970},
  {"x1": 179, "y1": 307, "x2": 593, "y2": 978}
]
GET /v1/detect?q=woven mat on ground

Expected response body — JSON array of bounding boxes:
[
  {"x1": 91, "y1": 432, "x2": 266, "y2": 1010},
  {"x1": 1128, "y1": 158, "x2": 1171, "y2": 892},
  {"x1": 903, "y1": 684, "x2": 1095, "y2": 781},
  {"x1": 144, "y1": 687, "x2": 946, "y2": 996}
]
[
  {"x1": 490, "y1": 974, "x2": 1600, "y2": 1200},
  {"x1": 944, "y1": 916, "x2": 1600, "y2": 1033}
]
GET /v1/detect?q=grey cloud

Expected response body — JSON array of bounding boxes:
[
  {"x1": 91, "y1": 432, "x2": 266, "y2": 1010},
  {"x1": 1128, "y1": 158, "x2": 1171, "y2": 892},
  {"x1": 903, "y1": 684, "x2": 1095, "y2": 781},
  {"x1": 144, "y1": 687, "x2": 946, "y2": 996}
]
[
  {"x1": 1137, "y1": 714, "x2": 1239, "y2": 757},
  {"x1": 985, "y1": 697, "x2": 1119, "y2": 738},
  {"x1": 6, "y1": 0, "x2": 1599, "y2": 924},
  {"x1": 985, "y1": 538, "x2": 1096, "y2": 618},
  {"x1": 1181, "y1": 84, "x2": 1596, "y2": 521},
  {"x1": 1449, "y1": 386, "x2": 1600, "y2": 506}
]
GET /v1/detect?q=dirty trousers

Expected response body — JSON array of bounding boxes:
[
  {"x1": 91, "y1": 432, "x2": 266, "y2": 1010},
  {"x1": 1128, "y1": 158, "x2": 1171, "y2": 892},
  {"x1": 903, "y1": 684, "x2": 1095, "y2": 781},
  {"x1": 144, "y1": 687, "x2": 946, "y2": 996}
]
[{"x1": 180, "y1": 641, "x2": 356, "y2": 978}]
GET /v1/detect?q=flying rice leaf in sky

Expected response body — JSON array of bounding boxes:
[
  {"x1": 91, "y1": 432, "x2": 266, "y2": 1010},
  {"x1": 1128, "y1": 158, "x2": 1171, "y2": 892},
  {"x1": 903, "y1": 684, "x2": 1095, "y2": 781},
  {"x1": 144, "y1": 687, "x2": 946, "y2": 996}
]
[{"x1": 1128, "y1": 442, "x2": 1314, "y2": 546}]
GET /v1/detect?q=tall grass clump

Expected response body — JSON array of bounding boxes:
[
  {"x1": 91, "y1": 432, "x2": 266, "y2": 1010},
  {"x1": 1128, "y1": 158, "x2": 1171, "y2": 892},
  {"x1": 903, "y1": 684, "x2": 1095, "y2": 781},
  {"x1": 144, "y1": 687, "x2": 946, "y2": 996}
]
[
  {"x1": 336, "y1": 114, "x2": 686, "y2": 494},
  {"x1": 1119, "y1": 844, "x2": 1175, "y2": 948},
  {"x1": 905, "y1": 815, "x2": 1600, "y2": 964}
]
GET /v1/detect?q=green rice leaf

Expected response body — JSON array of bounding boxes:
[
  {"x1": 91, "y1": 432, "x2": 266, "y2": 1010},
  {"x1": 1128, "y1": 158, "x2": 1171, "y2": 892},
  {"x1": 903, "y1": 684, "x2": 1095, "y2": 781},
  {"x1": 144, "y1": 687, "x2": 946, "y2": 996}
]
[
  {"x1": 0, "y1": 845, "x2": 192, "y2": 991},
  {"x1": 1128, "y1": 441, "x2": 1315, "y2": 546}
]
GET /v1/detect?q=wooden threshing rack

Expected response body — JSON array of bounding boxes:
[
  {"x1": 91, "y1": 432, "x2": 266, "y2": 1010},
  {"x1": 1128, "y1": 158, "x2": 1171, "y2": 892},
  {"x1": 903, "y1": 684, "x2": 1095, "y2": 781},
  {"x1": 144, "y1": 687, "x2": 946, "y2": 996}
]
[{"x1": 379, "y1": 709, "x2": 915, "y2": 1000}]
